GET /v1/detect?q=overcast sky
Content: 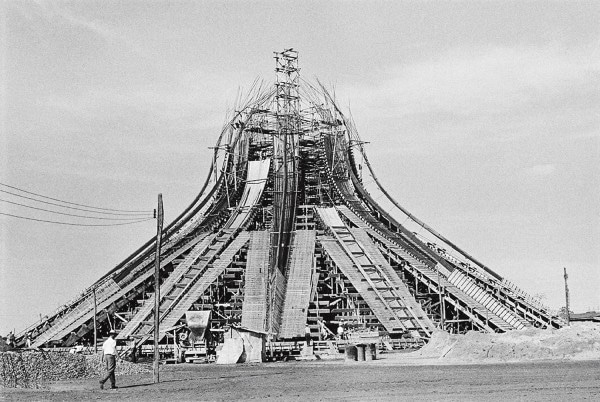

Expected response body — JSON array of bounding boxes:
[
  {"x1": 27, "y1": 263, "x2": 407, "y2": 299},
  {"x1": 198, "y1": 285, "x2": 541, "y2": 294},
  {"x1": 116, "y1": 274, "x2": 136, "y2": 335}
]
[{"x1": 1, "y1": 1, "x2": 599, "y2": 334}]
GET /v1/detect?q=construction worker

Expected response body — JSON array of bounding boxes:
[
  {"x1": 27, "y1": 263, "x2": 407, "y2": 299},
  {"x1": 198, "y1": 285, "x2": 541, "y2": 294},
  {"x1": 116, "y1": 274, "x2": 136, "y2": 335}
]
[
  {"x1": 99, "y1": 330, "x2": 118, "y2": 390},
  {"x1": 129, "y1": 338, "x2": 138, "y2": 363},
  {"x1": 319, "y1": 320, "x2": 328, "y2": 340},
  {"x1": 304, "y1": 324, "x2": 311, "y2": 346},
  {"x1": 7, "y1": 332, "x2": 15, "y2": 349},
  {"x1": 337, "y1": 322, "x2": 345, "y2": 340}
]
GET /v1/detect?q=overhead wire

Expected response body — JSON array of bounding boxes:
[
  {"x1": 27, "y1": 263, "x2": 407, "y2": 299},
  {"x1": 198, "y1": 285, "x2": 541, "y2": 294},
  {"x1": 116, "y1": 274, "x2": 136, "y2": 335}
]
[
  {"x1": 0, "y1": 198, "x2": 153, "y2": 220},
  {"x1": 0, "y1": 189, "x2": 153, "y2": 216},
  {"x1": 0, "y1": 212, "x2": 154, "y2": 226},
  {"x1": 0, "y1": 182, "x2": 153, "y2": 214}
]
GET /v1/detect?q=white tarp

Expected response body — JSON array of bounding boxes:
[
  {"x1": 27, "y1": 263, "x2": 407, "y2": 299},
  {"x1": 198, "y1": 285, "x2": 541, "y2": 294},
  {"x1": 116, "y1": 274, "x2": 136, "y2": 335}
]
[
  {"x1": 216, "y1": 326, "x2": 266, "y2": 364},
  {"x1": 216, "y1": 338, "x2": 244, "y2": 364}
]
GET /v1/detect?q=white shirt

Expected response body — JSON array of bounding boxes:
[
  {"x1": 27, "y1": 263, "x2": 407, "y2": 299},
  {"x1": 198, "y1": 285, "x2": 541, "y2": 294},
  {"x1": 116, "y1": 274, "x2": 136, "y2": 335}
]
[{"x1": 102, "y1": 337, "x2": 117, "y2": 355}]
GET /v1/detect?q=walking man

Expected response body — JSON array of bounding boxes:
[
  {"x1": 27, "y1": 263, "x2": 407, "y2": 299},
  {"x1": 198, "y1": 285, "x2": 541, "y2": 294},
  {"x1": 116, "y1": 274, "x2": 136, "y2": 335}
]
[{"x1": 99, "y1": 330, "x2": 118, "y2": 389}]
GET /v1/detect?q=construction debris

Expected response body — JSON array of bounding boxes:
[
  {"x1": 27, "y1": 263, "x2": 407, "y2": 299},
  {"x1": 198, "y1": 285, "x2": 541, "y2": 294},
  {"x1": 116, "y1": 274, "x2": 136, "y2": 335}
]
[
  {"x1": 85, "y1": 353, "x2": 152, "y2": 376},
  {"x1": 0, "y1": 351, "x2": 150, "y2": 389},
  {"x1": 418, "y1": 322, "x2": 600, "y2": 362}
]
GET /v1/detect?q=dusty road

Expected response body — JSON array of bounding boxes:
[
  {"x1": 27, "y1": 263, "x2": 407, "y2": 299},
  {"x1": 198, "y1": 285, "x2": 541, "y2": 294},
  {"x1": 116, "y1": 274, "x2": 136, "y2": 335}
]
[{"x1": 2, "y1": 358, "x2": 599, "y2": 401}]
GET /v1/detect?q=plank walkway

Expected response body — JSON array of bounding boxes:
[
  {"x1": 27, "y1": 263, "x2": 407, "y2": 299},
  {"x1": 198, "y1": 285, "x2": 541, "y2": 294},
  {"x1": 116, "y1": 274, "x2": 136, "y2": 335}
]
[
  {"x1": 317, "y1": 207, "x2": 433, "y2": 336},
  {"x1": 279, "y1": 230, "x2": 316, "y2": 338},
  {"x1": 241, "y1": 231, "x2": 271, "y2": 332}
]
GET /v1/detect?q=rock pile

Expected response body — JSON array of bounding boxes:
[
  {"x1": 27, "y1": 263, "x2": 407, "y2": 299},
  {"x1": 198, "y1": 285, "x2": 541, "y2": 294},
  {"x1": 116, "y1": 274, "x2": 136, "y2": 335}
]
[
  {"x1": 0, "y1": 350, "x2": 92, "y2": 388},
  {"x1": 85, "y1": 353, "x2": 151, "y2": 376},
  {"x1": 0, "y1": 350, "x2": 150, "y2": 388},
  {"x1": 418, "y1": 322, "x2": 600, "y2": 362}
]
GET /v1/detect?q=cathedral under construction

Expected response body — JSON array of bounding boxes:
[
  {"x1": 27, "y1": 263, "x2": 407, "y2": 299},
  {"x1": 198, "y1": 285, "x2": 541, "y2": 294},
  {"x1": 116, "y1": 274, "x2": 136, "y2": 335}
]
[{"x1": 17, "y1": 49, "x2": 564, "y2": 352}]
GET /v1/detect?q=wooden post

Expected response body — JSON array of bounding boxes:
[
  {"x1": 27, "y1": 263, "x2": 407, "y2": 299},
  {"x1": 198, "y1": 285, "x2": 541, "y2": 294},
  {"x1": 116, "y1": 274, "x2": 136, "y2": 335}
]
[
  {"x1": 436, "y1": 264, "x2": 445, "y2": 330},
  {"x1": 564, "y1": 267, "x2": 570, "y2": 326},
  {"x1": 93, "y1": 288, "x2": 98, "y2": 354},
  {"x1": 153, "y1": 194, "x2": 164, "y2": 383}
]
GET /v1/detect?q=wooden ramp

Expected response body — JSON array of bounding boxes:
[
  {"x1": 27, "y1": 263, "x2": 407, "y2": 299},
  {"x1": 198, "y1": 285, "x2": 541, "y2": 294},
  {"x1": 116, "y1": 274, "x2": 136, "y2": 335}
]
[
  {"x1": 337, "y1": 205, "x2": 524, "y2": 332},
  {"x1": 126, "y1": 231, "x2": 251, "y2": 347},
  {"x1": 157, "y1": 231, "x2": 251, "y2": 333},
  {"x1": 241, "y1": 231, "x2": 270, "y2": 332},
  {"x1": 447, "y1": 270, "x2": 530, "y2": 330},
  {"x1": 33, "y1": 278, "x2": 120, "y2": 347},
  {"x1": 350, "y1": 228, "x2": 436, "y2": 330},
  {"x1": 316, "y1": 207, "x2": 433, "y2": 337},
  {"x1": 116, "y1": 235, "x2": 217, "y2": 339},
  {"x1": 33, "y1": 232, "x2": 210, "y2": 348},
  {"x1": 226, "y1": 159, "x2": 271, "y2": 228},
  {"x1": 279, "y1": 230, "x2": 316, "y2": 338}
]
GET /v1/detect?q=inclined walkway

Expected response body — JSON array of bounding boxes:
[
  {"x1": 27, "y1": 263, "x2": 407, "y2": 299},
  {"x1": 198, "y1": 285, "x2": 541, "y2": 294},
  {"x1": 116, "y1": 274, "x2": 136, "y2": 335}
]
[
  {"x1": 118, "y1": 159, "x2": 272, "y2": 342},
  {"x1": 116, "y1": 235, "x2": 217, "y2": 339},
  {"x1": 32, "y1": 231, "x2": 211, "y2": 348},
  {"x1": 316, "y1": 207, "x2": 434, "y2": 337},
  {"x1": 279, "y1": 230, "x2": 316, "y2": 338},
  {"x1": 241, "y1": 231, "x2": 271, "y2": 332},
  {"x1": 337, "y1": 205, "x2": 527, "y2": 332}
]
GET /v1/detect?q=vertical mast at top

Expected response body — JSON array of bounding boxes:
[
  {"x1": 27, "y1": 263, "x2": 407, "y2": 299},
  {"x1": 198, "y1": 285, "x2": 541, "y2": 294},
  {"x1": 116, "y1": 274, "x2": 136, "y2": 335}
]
[{"x1": 271, "y1": 49, "x2": 301, "y2": 273}]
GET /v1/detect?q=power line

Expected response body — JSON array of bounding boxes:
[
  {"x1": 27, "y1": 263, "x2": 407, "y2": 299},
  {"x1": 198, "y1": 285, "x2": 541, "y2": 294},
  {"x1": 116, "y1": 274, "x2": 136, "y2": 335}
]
[
  {"x1": 0, "y1": 212, "x2": 154, "y2": 227},
  {"x1": 0, "y1": 198, "x2": 153, "y2": 220},
  {"x1": 0, "y1": 189, "x2": 153, "y2": 216},
  {"x1": 0, "y1": 182, "x2": 153, "y2": 214}
]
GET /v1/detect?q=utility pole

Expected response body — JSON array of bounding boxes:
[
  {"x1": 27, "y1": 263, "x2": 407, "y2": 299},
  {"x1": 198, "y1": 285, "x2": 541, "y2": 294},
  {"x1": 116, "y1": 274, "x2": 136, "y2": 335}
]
[
  {"x1": 93, "y1": 288, "x2": 97, "y2": 354},
  {"x1": 153, "y1": 194, "x2": 164, "y2": 383},
  {"x1": 436, "y1": 264, "x2": 445, "y2": 330},
  {"x1": 564, "y1": 267, "x2": 570, "y2": 326}
]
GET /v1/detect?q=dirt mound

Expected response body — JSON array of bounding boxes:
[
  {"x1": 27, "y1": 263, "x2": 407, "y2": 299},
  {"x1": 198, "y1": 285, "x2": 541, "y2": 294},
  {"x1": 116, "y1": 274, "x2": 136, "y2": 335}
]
[
  {"x1": 418, "y1": 322, "x2": 600, "y2": 362},
  {"x1": 0, "y1": 351, "x2": 150, "y2": 388}
]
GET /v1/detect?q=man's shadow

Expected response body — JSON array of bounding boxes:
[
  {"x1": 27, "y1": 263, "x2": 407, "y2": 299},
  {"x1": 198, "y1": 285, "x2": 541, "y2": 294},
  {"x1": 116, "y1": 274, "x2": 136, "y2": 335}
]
[{"x1": 116, "y1": 378, "x2": 188, "y2": 389}]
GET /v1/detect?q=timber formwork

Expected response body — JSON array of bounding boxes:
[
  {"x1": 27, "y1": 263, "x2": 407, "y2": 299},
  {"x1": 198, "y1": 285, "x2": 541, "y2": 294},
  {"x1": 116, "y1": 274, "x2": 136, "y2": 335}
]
[{"x1": 17, "y1": 49, "x2": 564, "y2": 350}]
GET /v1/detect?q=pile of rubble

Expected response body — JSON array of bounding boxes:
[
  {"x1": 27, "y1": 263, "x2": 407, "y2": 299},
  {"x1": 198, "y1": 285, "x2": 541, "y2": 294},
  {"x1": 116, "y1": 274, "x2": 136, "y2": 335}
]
[
  {"x1": 85, "y1": 353, "x2": 151, "y2": 376},
  {"x1": 0, "y1": 350, "x2": 91, "y2": 388},
  {"x1": 418, "y1": 322, "x2": 600, "y2": 362},
  {"x1": 0, "y1": 350, "x2": 150, "y2": 388}
]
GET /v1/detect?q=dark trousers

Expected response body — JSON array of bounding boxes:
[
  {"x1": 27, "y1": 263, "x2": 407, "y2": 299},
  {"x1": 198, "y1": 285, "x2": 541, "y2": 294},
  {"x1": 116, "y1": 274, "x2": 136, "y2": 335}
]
[
  {"x1": 305, "y1": 333, "x2": 311, "y2": 346},
  {"x1": 100, "y1": 354, "x2": 116, "y2": 387}
]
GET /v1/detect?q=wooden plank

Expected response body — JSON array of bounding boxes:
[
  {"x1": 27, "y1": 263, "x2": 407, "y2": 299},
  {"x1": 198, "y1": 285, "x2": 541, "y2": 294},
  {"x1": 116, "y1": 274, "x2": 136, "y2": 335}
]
[{"x1": 279, "y1": 230, "x2": 316, "y2": 338}]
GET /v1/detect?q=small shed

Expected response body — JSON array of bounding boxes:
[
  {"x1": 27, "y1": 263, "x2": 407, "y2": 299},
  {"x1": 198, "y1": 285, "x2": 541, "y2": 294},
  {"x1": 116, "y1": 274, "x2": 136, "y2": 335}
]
[{"x1": 216, "y1": 326, "x2": 267, "y2": 364}]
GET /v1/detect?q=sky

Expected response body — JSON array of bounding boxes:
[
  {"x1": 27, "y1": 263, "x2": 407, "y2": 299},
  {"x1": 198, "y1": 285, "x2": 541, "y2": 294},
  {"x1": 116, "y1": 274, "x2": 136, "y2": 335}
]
[{"x1": 1, "y1": 0, "x2": 598, "y2": 334}]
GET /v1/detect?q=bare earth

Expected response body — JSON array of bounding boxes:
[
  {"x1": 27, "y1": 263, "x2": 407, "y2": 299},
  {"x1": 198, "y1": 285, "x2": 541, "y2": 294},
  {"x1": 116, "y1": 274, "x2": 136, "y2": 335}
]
[{"x1": 2, "y1": 354, "x2": 599, "y2": 401}]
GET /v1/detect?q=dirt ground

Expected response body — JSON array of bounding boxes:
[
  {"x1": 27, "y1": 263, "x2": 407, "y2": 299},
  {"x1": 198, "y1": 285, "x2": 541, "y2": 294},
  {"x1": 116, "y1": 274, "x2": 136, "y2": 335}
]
[{"x1": 2, "y1": 354, "x2": 599, "y2": 401}]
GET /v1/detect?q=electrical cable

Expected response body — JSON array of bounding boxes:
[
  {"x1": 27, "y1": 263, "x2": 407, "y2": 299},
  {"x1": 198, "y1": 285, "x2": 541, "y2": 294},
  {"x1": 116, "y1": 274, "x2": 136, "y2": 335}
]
[
  {"x1": 0, "y1": 182, "x2": 153, "y2": 213},
  {"x1": 0, "y1": 198, "x2": 153, "y2": 220},
  {"x1": 0, "y1": 212, "x2": 154, "y2": 226},
  {"x1": 0, "y1": 189, "x2": 153, "y2": 216}
]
